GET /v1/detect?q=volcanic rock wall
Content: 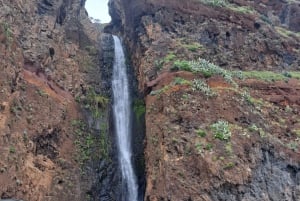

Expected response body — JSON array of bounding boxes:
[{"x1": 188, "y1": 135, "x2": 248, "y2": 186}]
[
  {"x1": 0, "y1": 0, "x2": 113, "y2": 200},
  {"x1": 107, "y1": 0, "x2": 300, "y2": 200}
]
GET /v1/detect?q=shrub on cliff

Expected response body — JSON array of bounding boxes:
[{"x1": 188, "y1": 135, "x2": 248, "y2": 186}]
[
  {"x1": 211, "y1": 120, "x2": 231, "y2": 140},
  {"x1": 200, "y1": 0, "x2": 227, "y2": 7}
]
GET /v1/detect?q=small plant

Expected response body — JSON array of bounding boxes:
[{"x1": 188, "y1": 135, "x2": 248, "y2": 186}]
[
  {"x1": 183, "y1": 59, "x2": 238, "y2": 86},
  {"x1": 9, "y1": 146, "x2": 16, "y2": 154},
  {"x1": 211, "y1": 120, "x2": 231, "y2": 140},
  {"x1": 196, "y1": 129, "x2": 206, "y2": 137},
  {"x1": 184, "y1": 43, "x2": 203, "y2": 52},
  {"x1": 241, "y1": 71, "x2": 300, "y2": 82},
  {"x1": 260, "y1": 15, "x2": 272, "y2": 25},
  {"x1": 72, "y1": 119, "x2": 109, "y2": 164},
  {"x1": 195, "y1": 143, "x2": 203, "y2": 154},
  {"x1": 85, "y1": 45, "x2": 98, "y2": 55},
  {"x1": 205, "y1": 143, "x2": 213, "y2": 151},
  {"x1": 154, "y1": 59, "x2": 164, "y2": 70},
  {"x1": 84, "y1": 88, "x2": 109, "y2": 118},
  {"x1": 232, "y1": 71, "x2": 244, "y2": 80},
  {"x1": 224, "y1": 162, "x2": 235, "y2": 169},
  {"x1": 200, "y1": 0, "x2": 227, "y2": 7},
  {"x1": 241, "y1": 91, "x2": 254, "y2": 105},
  {"x1": 192, "y1": 79, "x2": 216, "y2": 97},
  {"x1": 133, "y1": 99, "x2": 146, "y2": 120},
  {"x1": 293, "y1": 129, "x2": 300, "y2": 138},
  {"x1": 173, "y1": 77, "x2": 191, "y2": 85},
  {"x1": 1, "y1": 22, "x2": 13, "y2": 47},
  {"x1": 275, "y1": 26, "x2": 300, "y2": 38},
  {"x1": 258, "y1": 128, "x2": 266, "y2": 138},
  {"x1": 248, "y1": 124, "x2": 259, "y2": 132},
  {"x1": 171, "y1": 58, "x2": 233, "y2": 80},
  {"x1": 182, "y1": 94, "x2": 189, "y2": 100},
  {"x1": 227, "y1": 5, "x2": 256, "y2": 14},
  {"x1": 164, "y1": 52, "x2": 176, "y2": 63},
  {"x1": 36, "y1": 89, "x2": 48, "y2": 97},
  {"x1": 150, "y1": 85, "x2": 170, "y2": 96},
  {"x1": 173, "y1": 60, "x2": 192, "y2": 71},
  {"x1": 10, "y1": 98, "x2": 23, "y2": 117},
  {"x1": 225, "y1": 142, "x2": 233, "y2": 155},
  {"x1": 247, "y1": 124, "x2": 266, "y2": 137},
  {"x1": 287, "y1": 141, "x2": 298, "y2": 152}
]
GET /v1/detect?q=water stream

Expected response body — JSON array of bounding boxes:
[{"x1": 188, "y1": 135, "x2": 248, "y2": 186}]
[{"x1": 112, "y1": 35, "x2": 138, "y2": 201}]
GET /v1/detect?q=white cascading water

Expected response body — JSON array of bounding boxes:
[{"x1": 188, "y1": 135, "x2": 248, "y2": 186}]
[{"x1": 112, "y1": 35, "x2": 138, "y2": 201}]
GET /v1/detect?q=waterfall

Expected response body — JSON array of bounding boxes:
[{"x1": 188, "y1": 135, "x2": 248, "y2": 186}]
[{"x1": 112, "y1": 35, "x2": 138, "y2": 201}]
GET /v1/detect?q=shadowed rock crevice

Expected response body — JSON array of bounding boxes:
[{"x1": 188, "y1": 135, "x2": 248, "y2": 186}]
[{"x1": 34, "y1": 127, "x2": 60, "y2": 159}]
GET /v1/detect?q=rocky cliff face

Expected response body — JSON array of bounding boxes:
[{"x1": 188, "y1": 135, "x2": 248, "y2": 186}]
[
  {"x1": 107, "y1": 0, "x2": 300, "y2": 200},
  {"x1": 0, "y1": 0, "x2": 114, "y2": 200}
]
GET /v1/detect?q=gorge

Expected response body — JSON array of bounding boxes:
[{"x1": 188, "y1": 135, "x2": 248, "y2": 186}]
[{"x1": 0, "y1": 0, "x2": 300, "y2": 201}]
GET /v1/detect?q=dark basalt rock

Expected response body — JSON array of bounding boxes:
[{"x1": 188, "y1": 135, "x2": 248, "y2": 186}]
[
  {"x1": 38, "y1": 0, "x2": 55, "y2": 15},
  {"x1": 210, "y1": 147, "x2": 300, "y2": 201}
]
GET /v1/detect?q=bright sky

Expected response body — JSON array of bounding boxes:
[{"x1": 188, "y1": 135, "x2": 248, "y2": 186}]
[{"x1": 85, "y1": 0, "x2": 111, "y2": 23}]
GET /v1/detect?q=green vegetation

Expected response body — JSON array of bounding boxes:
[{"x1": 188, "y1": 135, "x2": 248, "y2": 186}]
[
  {"x1": 84, "y1": 88, "x2": 109, "y2": 118},
  {"x1": 199, "y1": 0, "x2": 256, "y2": 15},
  {"x1": 183, "y1": 43, "x2": 203, "y2": 52},
  {"x1": 287, "y1": 141, "x2": 298, "y2": 152},
  {"x1": 227, "y1": 5, "x2": 256, "y2": 14},
  {"x1": 260, "y1": 15, "x2": 272, "y2": 25},
  {"x1": 1, "y1": 22, "x2": 13, "y2": 47},
  {"x1": 10, "y1": 100, "x2": 21, "y2": 115},
  {"x1": 172, "y1": 59, "x2": 237, "y2": 87},
  {"x1": 9, "y1": 146, "x2": 16, "y2": 154},
  {"x1": 151, "y1": 74, "x2": 215, "y2": 97},
  {"x1": 292, "y1": 129, "x2": 300, "y2": 138},
  {"x1": 173, "y1": 60, "x2": 191, "y2": 71},
  {"x1": 283, "y1": 72, "x2": 300, "y2": 79},
  {"x1": 150, "y1": 77, "x2": 191, "y2": 96},
  {"x1": 85, "y1": 45, "x2": 98, "y2": 56},
  {"x1": 200, "y1": 0, "x2": 227, "y2": 7},
  {"x1": 196, "y1": 129, "x2": 207, "y2": 137},
  {"x1": 71, "y1": 119, "x2": 109, "y2": 165},
  {"x1": 133, "y1": 99, "x2": 146, "y2": 120},
  {"x1": 36, "y1": 89, "x2": 48, "y2": 97},
  {"x1": 241, "y1": 90, "x2": 255, "y2": 105},
  {"x1": 173, "y1": 77, "x2": 191, "y2": 85},
  {"x1": 195, "y1": 143, "x2": 203, "y2": 154},
  {"x1": 247, "y1": 124, "x2": 266, "y2": 137},
  {"x1": 241, "y1": 71, "x2": 300, "y2": 82},
  {"x1": 205, "y1": 143, "x2": 213, "y2": 151},
  {"x1": 150, "y1": 85, "x2": 171, "y2": 96},
  {"x1": 224, "y1": 162, "x2": 235, "y2": 169},
  {"x1": 275, "y1": 26, "x2": 300, "y2": 38},
  {"x1": 225, "y1": 142, "x2": 233, "y2": 156},
  {"x1": 164, "y1": 52, "x2": 176, "y2": 63},
  {"x1": 154, "y1": 59, "x2": 164, "y2": 70},
  {"x1": 154, "y1": 52, "x2": 180, "y2": 71},
  {"x1": 191, "y1": 59, "x2": 236, "y2": 84},
  {"x1": 192, "y1": 79, "x2": 216, "y2": 97},
  {"x1": 77, "y1": 52, "x2": 96, "y2": 73},
  {"x1": 99, "y1": 122, "x2": 109, "y2": 159},
  {"x1": 210, "y1": 120, "x2": 231, "y2": 140},
  {"x1": 248, "y1": 124, "x2": 259, "y2": 132},
  {"x1": 240, "y1": 90, "x2": 265, "y2": 108}
]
